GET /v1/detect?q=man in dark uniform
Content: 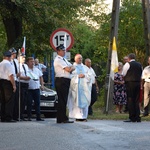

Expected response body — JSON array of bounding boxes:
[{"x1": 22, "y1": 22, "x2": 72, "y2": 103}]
[
  {"x1": 18, "y1": 53, "x2": 31, "y2": 120},
  {"x1": 0, "y1": 51, "x2": 16, "y2": 122},
  {"x1": 54, "y1": 44, "x2": 75, "y2": 123},
  {"x1": 123, "y1": 53, "x2": 142, "y2": 122}
]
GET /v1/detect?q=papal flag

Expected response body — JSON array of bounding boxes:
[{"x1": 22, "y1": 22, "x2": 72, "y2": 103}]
[
  {"x1": 21, "y1": 36, "x2": 26, "y2": 54},
  {"x1": 110, "y1": 37, "x2": 119, "y2": 80}
]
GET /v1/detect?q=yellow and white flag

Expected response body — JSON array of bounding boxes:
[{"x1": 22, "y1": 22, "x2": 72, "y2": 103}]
[{"x1": 110, "y1": 37, "x2": 118, "y2": 80}]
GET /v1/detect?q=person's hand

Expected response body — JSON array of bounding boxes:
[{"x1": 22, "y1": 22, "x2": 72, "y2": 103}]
[
  {"x1": 116, "y1": 81, "x2": 124, "y2": 84},
  {"x1": 16, "y1": 72, "x2": 21, "y2": 77},
  {"x1": 40, "y1": 84, "x2": 44, "y2": 91},
  {"x1": 25, "y1": 76, "x2": 31, "y2": 81},
  {"x1": 120, "y1": 81, "x2": 125, "y2": 84},
  {"x1": 78, "y1": 74, "x2": 85, "y2": 78},
  {"x1": 71, "y1": 66, "x2": 75, "y2": 71},
  {"x1": 13, "y1": 85, "x2": 16, "y2": 93},
  {"x1": 96, "y1": 86, "x2": 99, "y2": 93},
  {"x1": 70, "y1": 66, "x2": 75, "y2": 73}
]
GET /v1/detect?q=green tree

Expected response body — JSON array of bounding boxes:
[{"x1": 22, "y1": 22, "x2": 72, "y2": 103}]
[
  {"x1": 0, "y1": 0, "x2": 97, "y2": 52},
  {"x1": 92, "y1": 0, "x2": 146, "y2": 107},
  {"x1": 94, "y1": 0, "x2": 146, "y2": 75},
  {"x1": 118, "y1": 0, "x2": 145, "y2": 64}
]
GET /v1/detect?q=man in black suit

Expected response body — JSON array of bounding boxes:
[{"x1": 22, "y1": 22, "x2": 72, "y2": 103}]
[{"x1": 123, "y1": 53, "x2": 142, "y2": 122}]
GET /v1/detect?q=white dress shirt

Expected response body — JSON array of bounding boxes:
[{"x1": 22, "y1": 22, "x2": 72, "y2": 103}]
[
  {"x1": 54, "y1": 55, "x2": 72, "y2": 79},
  {"x1": 19, "y1": 63, "x2": 30, "y2": 83},
  {"x1": 122, "y1": 59, "x2": 135, "y2": 76},
  {"x1": 142, "y1": 65, "x2": 150, "y2": 82},
  {"x1": 88, "y1": 67, "x2": 96, "y2": 84},
  {"x1": 11, "y1": 58, "x2": 19, "y2": 81},
  {"x1": 35, "y1": 63, "x2": 46, "y2": 72},
  {"x1": 0, "y1": 59, "x2": 14, "y2": 80},
  {"x1": 27, "y1": 67, "x2": 43, "y2": 89}
]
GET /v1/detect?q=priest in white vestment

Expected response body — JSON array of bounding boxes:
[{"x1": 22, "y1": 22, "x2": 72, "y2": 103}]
[{"x1": 67, "y1": 54, "x2": 92, "y2": 121}]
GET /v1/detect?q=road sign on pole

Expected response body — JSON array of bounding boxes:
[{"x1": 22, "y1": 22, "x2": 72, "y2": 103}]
[{"x1": 50, "y1": 28, "x2": 74, "y2": 51}]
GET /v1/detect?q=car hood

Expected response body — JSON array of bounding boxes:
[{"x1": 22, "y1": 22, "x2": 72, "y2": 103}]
[{"x1": 40, "y1": 89, "x2": 57, "y2": 96}]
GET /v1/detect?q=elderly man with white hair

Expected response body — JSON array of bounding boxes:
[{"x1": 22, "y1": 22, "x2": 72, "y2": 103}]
[{"x1": 68, "y1": 54, "x2": 92, "y2": 122}]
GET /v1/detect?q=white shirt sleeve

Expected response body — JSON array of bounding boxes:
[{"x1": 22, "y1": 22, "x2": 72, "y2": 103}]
[{"x1": 122, "y1": 62, "x2": 130, "y2": 76}]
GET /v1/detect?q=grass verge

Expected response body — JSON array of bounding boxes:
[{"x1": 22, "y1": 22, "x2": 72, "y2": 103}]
[{"x1": 88, "y1": 108, "x2": 150, "y2": 121}]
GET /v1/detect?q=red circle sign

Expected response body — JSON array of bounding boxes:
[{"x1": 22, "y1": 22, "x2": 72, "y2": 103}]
[{"x1": 50, "y1": 28, "x2": 74, "y2": 51}]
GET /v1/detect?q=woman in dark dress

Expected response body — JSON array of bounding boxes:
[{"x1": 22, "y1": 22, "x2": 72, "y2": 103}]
[{"x1": 113, "y1": 62, "x2": 127, "y2": 113}]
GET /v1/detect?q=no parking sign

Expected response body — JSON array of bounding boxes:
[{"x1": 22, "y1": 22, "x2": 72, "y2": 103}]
[{"x1": 50, "y1": 28, "x2": 74, "y2": 51}]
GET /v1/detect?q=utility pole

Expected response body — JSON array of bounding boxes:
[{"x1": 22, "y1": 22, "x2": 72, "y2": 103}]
[
  {"x1": 142, "y1": 0, "x2": 150, "y2": 57},
  {"x1": 104, "y1": 0, "x2": 120, "y2": 114}
]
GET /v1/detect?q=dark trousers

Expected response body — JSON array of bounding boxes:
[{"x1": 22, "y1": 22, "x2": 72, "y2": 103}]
[
  {"x1": 55, "y1": 77, "x2": 70, "y2": 123},
  {"x1": 0, "y1": 79, "x2": 15, "y2": 121},
  {"x1": 13, "y1": 82, "x2": 29, "y2": 120},
  {"x1": 20, "y1": 82, "x2": 29, "y2": 119},
  {"x1": 125, "y1": 82, "x2": 141, "y2": 121},
  {"x1": 89, "y1": 84, "x2": 97, "y2": 115},
  {"x1": 27, "y1": 89, "x2": 41, "y2": 119},
  {"x1": 13, "y1": 81, "x2": 19, "y2": 120}
]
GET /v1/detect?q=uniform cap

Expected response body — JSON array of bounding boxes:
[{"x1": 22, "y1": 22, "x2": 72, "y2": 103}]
[
  {"x1": 9, "y1": 47, "x2": 17, "y2": 54},
  {"x1": 3, "y1": 51, "x2": 12, "y2": 57},
  {"x1": 56, "y1": 45, "x2": 65, "y2": 51},
  {"x1": 20, "y1": 53, "x2": 26, "y2": 57}
]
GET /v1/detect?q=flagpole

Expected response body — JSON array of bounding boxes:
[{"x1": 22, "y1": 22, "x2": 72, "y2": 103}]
[
  {"x1": 106, "y1": 74, "x2": 111, "y2": 114},
  {"x1": 105, "y1": 37, "x2": 118, "y2": 114},
  {"x1": 18, "y1": 49, "x2": 21, "y2": 121}
]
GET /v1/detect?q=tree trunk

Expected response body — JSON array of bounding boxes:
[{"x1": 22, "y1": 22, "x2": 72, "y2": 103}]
[{"x1": 3, "y1": 17, "x2": 22, "y2": 48}]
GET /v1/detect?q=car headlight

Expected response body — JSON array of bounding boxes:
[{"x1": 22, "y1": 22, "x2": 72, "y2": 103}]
[{"x1": 42, "y1": 93, "x2": 49, "y2": 97}]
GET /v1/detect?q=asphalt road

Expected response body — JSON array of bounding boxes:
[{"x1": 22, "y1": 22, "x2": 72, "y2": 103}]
[{"x1": 0, "y1": 119, "x2": 150, "y2": 150}]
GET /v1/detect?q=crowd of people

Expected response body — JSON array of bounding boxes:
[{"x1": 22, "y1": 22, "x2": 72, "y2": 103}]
[
  {"x1": 0, "y1": 48, "x2": 46, "y2": 122},
  {"x1": 1, "y1": 44, "x2": 148, "y2": 124},
  {"x1": 113, "y1": 53, "x2": 150, "y2": 123},
  {"x1": 0, "y1": 45, "x2": 99, "y2": 123}
]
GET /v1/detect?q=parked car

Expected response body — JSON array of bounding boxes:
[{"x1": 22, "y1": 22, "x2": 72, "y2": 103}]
[
  {"x1": 39, "y1": 87, "x2": 58, "y2": 118},
  {"x1": 29, "y1": 87, "x2": 58, "y2": 118}
]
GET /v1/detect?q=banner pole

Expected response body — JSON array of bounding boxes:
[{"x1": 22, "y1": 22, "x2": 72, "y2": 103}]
[
  {"x1": 106, "y1": 74, "x2": 111, "y2": 114},
  {"x1": 18, "y1": 49, "x2": 21, "y2": 121}
]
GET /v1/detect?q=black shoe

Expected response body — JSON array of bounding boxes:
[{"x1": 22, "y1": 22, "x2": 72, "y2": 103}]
[
  {"x1": 123, "y1": 110, "x2": 128, "y2": 113},
  {"x1": 20, "y1": 118, "x2": 28, "y2": 121},
  {"x1": 137, "y1": 120, "x2": 141, "y2": 122},
  {"x1": 36, "y1": 118, "x2": 44, "y2": 121},
  {"x1": 76, "y1": 119, "x2": 80, "y2": 122},
  {"x1": 63, "y1": 120, "x2": 74, "y2": 123},
  {"x1": 13, "y1": 118, "x2": 19, "y2": 121},
  {"x1": 5, "y1": 119, "x2": 17, "y2": 123},
  {"x1": 142, "y1": 114, "x2": 149, "y2": 117},
  {"x1": 28, "y1": 118, "x2": 32, "y2": 121},
  {"x1": 124, "y1": 119, "x2": 133, "y2": 122},
  {"x1": 83, "y1": 119, "x2": 87, "y2": 122},
  {"x1": 1, "y1": 119, "x2": 5, "y2": 122},
  {"x1": 76, "y1": 119, "x2": 87, "y2": 122}
]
